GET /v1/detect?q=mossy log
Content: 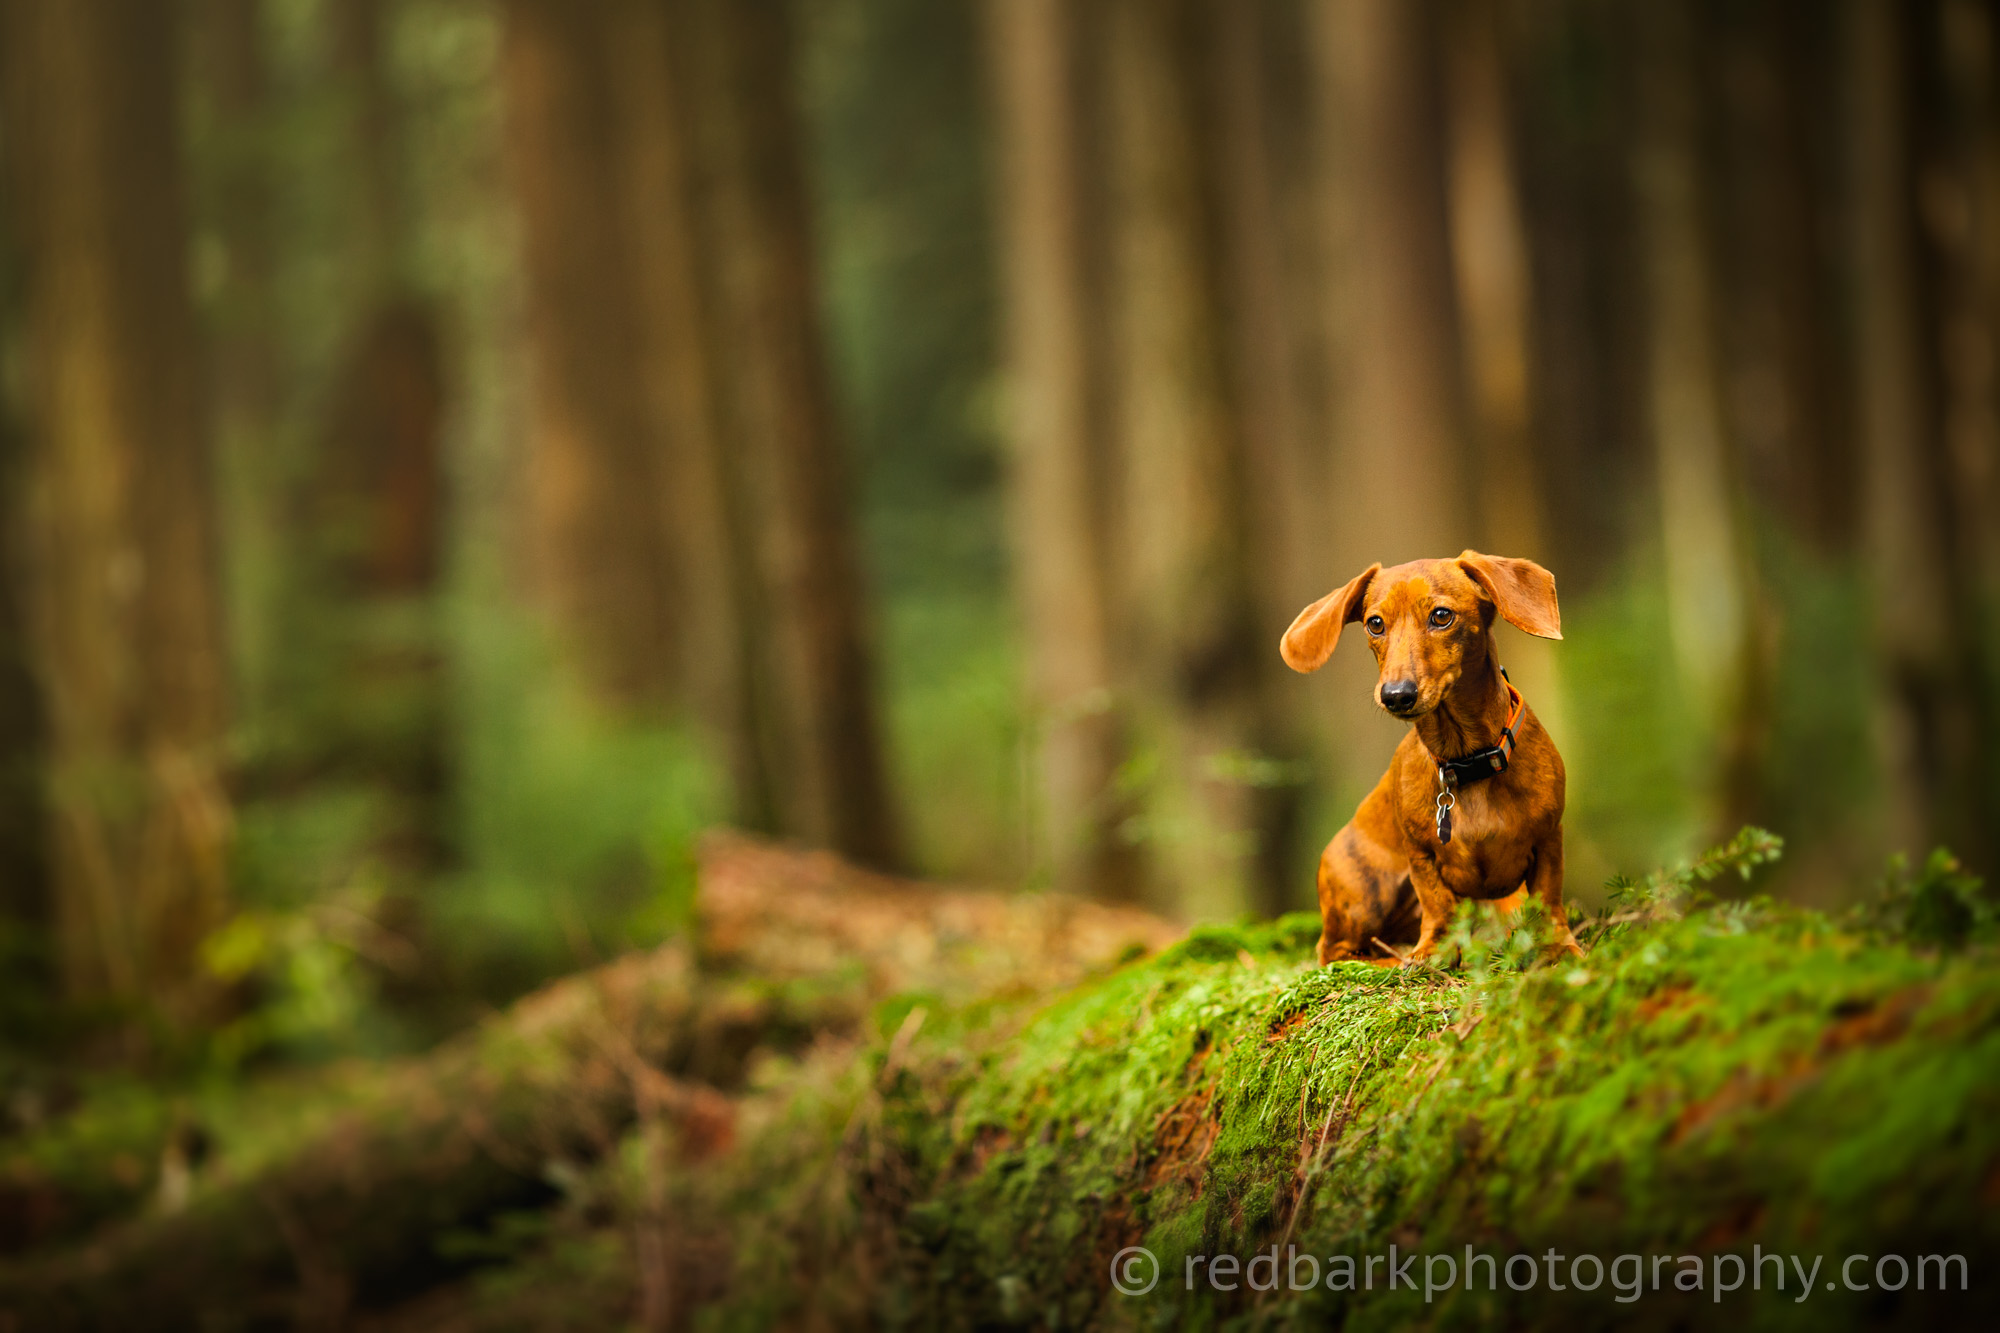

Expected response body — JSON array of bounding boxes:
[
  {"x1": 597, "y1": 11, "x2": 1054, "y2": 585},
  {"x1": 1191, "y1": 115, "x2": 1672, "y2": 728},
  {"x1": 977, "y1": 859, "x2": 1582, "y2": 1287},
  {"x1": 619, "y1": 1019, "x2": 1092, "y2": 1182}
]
[
  {"x1": 0, "y1": 834, "x2": 1176, "y2": 1330},
  {"x1": 701, "y1": 901, "x2": 2000, "y2": 1330},
  {"x1": 0, "y1": 945, "x2": 725, "y2": 1329},
  {"x1": 327, "y1": 845, "x2": 2000, "y2": 1332}
]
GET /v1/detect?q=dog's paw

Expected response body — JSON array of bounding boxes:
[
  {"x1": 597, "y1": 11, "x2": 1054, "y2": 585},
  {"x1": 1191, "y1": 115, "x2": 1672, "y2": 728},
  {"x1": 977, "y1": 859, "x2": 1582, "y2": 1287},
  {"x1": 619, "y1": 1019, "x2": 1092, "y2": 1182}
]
[{"x1": 1547, "y1": 933, "x2": 1586, "y2": 960}]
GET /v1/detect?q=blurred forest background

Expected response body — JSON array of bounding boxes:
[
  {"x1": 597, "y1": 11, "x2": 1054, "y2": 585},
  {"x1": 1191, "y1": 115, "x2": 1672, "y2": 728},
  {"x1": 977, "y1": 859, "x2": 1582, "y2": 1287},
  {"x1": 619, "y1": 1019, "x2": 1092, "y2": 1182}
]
[{"x1": 0, "y1": 0, "x2": 1996, "y2": 1071}]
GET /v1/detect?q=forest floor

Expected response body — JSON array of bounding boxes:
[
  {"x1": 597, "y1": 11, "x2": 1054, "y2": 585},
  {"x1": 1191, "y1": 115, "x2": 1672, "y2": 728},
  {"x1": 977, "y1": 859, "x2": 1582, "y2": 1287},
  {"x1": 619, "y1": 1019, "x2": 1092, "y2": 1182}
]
[{"x1": 1, "y1": 831, "x2": 1996, "y2": 1331}]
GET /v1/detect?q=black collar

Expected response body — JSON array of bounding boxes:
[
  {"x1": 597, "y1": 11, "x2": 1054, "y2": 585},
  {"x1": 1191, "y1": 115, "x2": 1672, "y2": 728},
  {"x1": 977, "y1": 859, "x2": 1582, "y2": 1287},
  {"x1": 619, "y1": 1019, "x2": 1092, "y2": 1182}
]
[{"x1": 1425, "y1": 676, "x2": 1524, "y2": 789}]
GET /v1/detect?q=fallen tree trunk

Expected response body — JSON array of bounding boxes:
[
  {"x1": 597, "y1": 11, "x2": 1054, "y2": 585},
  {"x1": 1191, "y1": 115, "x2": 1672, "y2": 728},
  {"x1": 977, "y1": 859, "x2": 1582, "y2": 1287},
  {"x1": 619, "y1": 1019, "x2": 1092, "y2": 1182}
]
[
  {"x1": 352, "y1": 837, "x2": 2000, "y2": 1332},
  {"x1": 0, "y1": 833, "x2": 1178, "y2": 1329},
  {"x1": 700, "y1": 847, "x2": 2000, "y2": 1331},
  {"x1": 0, "y1": 945, "x2": 724, "y2": 1328}
]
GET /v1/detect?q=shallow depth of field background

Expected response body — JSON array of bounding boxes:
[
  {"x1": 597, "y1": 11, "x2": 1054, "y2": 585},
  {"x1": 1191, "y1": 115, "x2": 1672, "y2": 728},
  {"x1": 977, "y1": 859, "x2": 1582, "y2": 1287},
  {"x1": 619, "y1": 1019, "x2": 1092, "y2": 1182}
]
[{"x1": 0, "y1": 0, "x2": 1995, "y2": 1067}]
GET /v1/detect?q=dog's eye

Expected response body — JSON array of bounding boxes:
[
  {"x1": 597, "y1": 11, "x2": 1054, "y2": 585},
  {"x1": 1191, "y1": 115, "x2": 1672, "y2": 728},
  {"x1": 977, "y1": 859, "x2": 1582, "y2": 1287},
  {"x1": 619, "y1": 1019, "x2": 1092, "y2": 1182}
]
[
  {"x1": 1429, "y1": 607, "x2": 1455, "y2": 629},
  {"x1": 1365, "y1": 615, "x2": 1385, "y2": 636}
]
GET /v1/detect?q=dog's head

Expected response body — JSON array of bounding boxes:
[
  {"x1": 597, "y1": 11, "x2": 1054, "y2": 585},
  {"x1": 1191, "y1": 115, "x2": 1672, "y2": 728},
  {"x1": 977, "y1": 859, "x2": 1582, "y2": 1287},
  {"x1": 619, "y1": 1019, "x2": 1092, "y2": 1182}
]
[{"x1": 1279, "y1": 552, "x2": 1561, "y2": 718}]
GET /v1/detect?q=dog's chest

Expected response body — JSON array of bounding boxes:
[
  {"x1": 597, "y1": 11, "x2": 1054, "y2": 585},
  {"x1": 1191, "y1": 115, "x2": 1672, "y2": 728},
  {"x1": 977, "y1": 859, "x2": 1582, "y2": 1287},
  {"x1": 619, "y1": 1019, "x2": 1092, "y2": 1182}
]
[{"x1": 1430, "y1": 782, "x2": 1536, "y2": 896}]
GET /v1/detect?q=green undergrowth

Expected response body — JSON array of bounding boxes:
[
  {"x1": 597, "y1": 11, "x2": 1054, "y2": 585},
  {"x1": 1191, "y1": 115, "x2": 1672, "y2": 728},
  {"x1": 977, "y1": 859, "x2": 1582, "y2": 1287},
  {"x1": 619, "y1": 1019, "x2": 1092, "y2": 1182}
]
[{"x1": 681, "y1": 830, "x2": 1999, "y2": 1330}]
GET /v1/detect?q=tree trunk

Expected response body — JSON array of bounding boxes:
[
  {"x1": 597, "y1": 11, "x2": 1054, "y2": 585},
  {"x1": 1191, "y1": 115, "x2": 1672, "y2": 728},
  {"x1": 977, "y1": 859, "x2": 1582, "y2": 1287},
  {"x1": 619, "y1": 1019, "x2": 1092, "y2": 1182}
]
[
  {"x1": 1631, "y1": 0, "x2": 1766, "y2": 829},
  {"x1": 1709, "y1": 0, "x2": 1855, "y2": 553},
  {"x1": 982, "y1": 0, "x2": 1137, "y2": 901},
  {"x1": 1508, "y1": 0, "x2": 1648, "y2": 590},
  {"x1": 0, "y1": 0, "x2": 231, "y2": 1014},
  {"x1": 500, "y1": 0, "x2": 684, "y2": 713},
  {"x1": 1100, "y1": 0, "x2": 1262, "y2": 919},
  {"x1": 0, "y1": 279, "x2": 45, "y2": 936},
  {"x1": 1847, "y1": 0, "x2": 1989, "y2": 864},
  {"x1": 602, "y1": 0, "x2": 757, "y2": 830},
  {"x1": 1308, "y1": 0, "x2": 1471, "y2": 565},
  {"x1": 1304, "y1": 0, "x2": 1472, "y2": 807},
  {"x1": 1205, "y1": 0, "x2": 1317, "y2": 914},
  {"x1": 321, "y1": 0, "x2": 447, "y2": 601},
  {"x1": 195, "y1": 0, "x2": 284, "y2": 714},
  {"x1": 677, "y1": 0, "x2": 902, "y2": 869},
  {"x1": 1911, "y1": 0, "x2": 2000, "y2": 870},
  {"x1": 1439, "y1": 0, "x2": 1569, "y2": 748}
]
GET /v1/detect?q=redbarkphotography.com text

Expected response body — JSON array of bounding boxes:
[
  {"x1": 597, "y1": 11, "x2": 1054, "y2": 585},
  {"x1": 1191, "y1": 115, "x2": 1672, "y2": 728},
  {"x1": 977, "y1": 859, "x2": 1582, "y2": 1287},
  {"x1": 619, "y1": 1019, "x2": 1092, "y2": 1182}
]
[{"x1": 1108, "y1": 1244, "x2": 1970, "y2": 1305}]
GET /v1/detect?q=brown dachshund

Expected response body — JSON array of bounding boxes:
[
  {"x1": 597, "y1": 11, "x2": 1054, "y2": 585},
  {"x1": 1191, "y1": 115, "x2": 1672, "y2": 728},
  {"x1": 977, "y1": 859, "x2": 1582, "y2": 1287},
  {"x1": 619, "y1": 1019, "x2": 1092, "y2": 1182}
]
[{"x1": 1280, "y1": 551, "x2": 1582, "y2": 966}]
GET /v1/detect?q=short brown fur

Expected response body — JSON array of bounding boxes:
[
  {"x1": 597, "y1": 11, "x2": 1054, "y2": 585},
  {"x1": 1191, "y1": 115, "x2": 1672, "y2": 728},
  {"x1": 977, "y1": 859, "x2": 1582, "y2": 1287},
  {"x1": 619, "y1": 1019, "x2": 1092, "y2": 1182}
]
[{"x1": 1281, "y1": 551, "x2": 1582, "y2": 966}]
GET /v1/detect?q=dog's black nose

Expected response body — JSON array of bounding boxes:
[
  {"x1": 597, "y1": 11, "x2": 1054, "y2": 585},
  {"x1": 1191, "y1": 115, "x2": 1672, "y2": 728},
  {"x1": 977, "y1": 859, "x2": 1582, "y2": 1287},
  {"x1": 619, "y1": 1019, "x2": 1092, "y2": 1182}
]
[{"x1": 1380, "y1": 680, "x2": 1419, "y2": 713}]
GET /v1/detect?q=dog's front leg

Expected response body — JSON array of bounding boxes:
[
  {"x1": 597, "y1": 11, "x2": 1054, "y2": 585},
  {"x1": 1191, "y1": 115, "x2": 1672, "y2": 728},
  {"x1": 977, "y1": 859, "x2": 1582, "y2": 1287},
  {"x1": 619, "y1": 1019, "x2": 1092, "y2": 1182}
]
[
  {"x1": 1401, "y1": 856, "x2": 1459, "y2": 965},
  {"x1": 1529, "y1": 832, "x2": 1584, "y2": 958}
]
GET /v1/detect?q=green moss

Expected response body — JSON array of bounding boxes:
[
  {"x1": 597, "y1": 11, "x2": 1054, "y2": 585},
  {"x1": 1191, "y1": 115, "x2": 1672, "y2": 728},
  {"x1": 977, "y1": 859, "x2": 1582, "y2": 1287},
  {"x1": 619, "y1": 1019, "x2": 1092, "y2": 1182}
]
[{"x1": 689, "y1": 832, "x2": 2000, "y2": 1329}]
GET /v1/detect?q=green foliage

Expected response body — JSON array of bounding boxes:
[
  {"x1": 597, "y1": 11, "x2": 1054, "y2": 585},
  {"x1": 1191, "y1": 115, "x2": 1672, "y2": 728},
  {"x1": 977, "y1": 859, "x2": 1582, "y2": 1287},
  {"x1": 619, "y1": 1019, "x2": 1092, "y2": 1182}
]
[
  {"x1": 1848, "y1": 850, "x2": 1993, "y2": 953},
  {"x1": 443, "y1": 607, "x2": 722, "y2": 1006},
  {"x1": 1598, "y1": 826, "x2": 1787, "y2": 923},
  {"x1": 1558, "y1": 559, "x2": 1706, "y2": 882}
]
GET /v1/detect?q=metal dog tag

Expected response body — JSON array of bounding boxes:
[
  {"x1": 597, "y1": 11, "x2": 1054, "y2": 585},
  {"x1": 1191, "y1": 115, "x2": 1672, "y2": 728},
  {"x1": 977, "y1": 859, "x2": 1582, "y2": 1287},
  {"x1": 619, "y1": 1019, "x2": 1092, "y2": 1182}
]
[{"x1": 1434, "y1": 779, "x2": 1455, "y2": 845}]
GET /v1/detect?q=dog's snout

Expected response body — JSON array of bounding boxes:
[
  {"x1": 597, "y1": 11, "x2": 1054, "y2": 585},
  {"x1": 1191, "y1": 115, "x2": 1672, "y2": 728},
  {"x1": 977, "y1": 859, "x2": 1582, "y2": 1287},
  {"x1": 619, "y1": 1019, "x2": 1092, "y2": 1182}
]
[{"x1": 1380, "y1": 679, "x2": 1419, "y2": 713}]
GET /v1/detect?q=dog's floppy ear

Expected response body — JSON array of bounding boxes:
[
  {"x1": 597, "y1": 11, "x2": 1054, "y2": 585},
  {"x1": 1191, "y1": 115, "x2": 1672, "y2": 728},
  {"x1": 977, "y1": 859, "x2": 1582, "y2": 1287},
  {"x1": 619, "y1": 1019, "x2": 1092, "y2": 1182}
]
[
  {"x1": 1455, "y1": 550, "x2": 1562, "y2": 639},
  {"x1": 1280, "y1": 563, "x2": 1381, "y2": 673}
]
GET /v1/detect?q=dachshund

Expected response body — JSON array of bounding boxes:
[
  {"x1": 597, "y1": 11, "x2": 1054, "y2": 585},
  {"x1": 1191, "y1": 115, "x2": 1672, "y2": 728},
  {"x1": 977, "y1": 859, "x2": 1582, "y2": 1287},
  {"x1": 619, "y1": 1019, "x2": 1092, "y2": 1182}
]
[{"x1": 1280, "y1": 551, "x2": 1581, "y2": 966}]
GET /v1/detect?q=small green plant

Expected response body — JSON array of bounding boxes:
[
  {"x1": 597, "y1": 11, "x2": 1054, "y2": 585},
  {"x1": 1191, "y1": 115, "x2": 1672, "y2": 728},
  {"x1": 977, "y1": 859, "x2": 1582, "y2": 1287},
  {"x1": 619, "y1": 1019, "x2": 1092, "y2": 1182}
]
[
  {"x1": 1849, "y1": 848, "x2": 1992, "y2": 951},
  {"x1": 200, "y1": 880, "x2": 403, "y2": 1069},
  {"x1": 1597, "y1": 824, "x2": 1785, "y2": 926}
]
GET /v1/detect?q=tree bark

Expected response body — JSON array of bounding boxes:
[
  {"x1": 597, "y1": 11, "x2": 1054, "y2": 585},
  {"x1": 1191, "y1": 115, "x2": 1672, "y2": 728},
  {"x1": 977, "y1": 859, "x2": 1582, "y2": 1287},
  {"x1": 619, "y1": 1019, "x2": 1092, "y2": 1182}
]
[
  {"x1": 1302, "y1": 0, "x2": 1473, "y2": 813},
  {"x1": 0, "y1": 268, "x2": 45, "y2": 935},
  {"x1": 0, "y1": 0, "x2": 231, "y2": 1013},
  {"x1": 1205, "y1": 0, "x2": 1317, "y2": 914},
  {"x1": 1631, "y1": 0, "x2": 1766, "y2": 827},
  {"x1": 603, "y1": 0, "x2": 757, "y2": 828},
  {"x1": 1508, "y1": 0, "x2": 1647, "y2": 589},
  {"x1": 1911, "y1": 0, "x2": 2000, "y2": 869},
  {"x1": 1847, "y1": 0, "x2": 1990, "y2": 864},
  {"x1": 1308, "y1": 0, "x2": 1471, "y2": 566},
  {"x1": 677, "y1": 0, "x2": 902, "y2": 869},
  {"x1": 982, "y1": 0, "x2": 1137, "y2": 900},
  {"x1": 1708, "y1": 0, "x2": 1855, "y2": 552},
  {"x1": 1439, "y1": 0, "x2": 1568, "y2": 747},
  {"x1": 1100, "y1": 0, "x2": 1263, "y2": 919},
  {"x1": 500, "y1": 0, "x2": 683, "y2": 713}
]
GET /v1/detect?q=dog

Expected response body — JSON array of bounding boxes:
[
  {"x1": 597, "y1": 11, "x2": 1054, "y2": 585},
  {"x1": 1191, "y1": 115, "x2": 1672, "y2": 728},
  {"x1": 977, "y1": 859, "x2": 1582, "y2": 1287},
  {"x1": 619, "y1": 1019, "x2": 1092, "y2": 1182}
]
[{"x1": 1280, "y1": 551, "x2": 1581, "y2": 966}]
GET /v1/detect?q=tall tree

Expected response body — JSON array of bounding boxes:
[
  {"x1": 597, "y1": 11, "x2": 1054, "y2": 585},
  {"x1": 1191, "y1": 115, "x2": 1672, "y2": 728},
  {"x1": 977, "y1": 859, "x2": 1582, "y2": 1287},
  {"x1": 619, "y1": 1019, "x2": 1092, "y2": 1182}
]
[
  {"x1": 1510, "y1": 0, "x2": 1648, "y2": 588},
  {"x1": 500, "y1": 0, "x2": 684, "y2": 712},
  {"x1": 322, "y1": 0, "x2": 447, "y2": 602},
  {"x1": 1914, "y1": 0, "x2": 2000, "y2": 868},
  {"x1": 603, "y1": 0, "x2": 756, "y2": 829},
  {"x1": 192, "y1": 0, "x2": 289, "y2": 749},
  {"x1": 676, "y1": 0, "x2": 903, "y2": 868},
  {"x1": 1304, "y1": 0, "x2": 1473, "y2": 813},
  {"x1": 0, "y1": 250, "x2": 44, "y2": 938},
  {"x1": 1440, "y1": 0, "x2": 1568, "y2": 744},
  {"x1": 1848, "y1": 0, "x2": 1996, "y2": 866},
  {"x1": 1100, "y1": 0, "x2": 1267, "y2": 918},
  {"x1": 1308, "y1": 0, "x2": 1471, "y2": 564},
  {"x1": 0, "y1": 0, "x2": 231, "y2": 1011},
  {"x1": 1708, "y1": 0, "x2": 1854, "y2": 552},
  {"x1": 1630, "y1": 0, "x2": 1767, "y2": 826},
  {"x1": 501, "y1": 0, "x2": 898, "y2": 866},
  {"x1": 1205, "y1": 0, "x2": 1319, "y2": 911},
  {"x1": 983, "y1": 0, "x2": 1136, "y2": 899}
]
